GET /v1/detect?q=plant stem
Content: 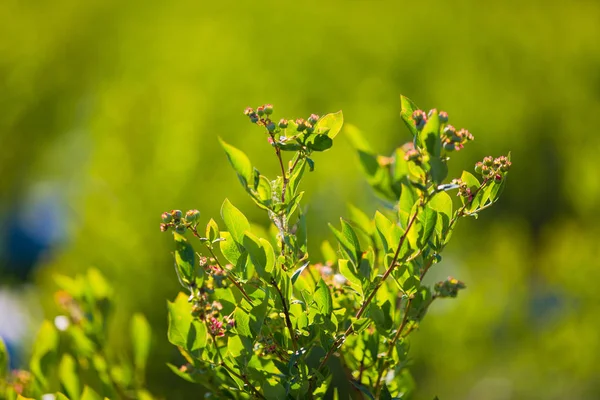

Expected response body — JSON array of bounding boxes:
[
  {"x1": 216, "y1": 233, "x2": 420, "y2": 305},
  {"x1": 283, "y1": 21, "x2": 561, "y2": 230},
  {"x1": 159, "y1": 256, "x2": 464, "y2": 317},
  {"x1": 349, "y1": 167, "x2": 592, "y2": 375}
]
[
  {"x1": 190, "y1": 227, "x2": 254, "y2": 305},
  {"x1": 271, "y1": 279, "x2": 298, "y2": 352},
  {"x1": 308, "y1": 206, "x2": 421, "y2": 394}
]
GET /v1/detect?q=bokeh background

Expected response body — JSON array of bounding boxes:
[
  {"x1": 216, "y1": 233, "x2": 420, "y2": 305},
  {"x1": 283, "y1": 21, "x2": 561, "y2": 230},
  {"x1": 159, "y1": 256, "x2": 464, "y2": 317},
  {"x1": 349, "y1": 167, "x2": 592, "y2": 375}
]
[{"x1": 1, "y1": 0, "x2": 600, "y2": 399}]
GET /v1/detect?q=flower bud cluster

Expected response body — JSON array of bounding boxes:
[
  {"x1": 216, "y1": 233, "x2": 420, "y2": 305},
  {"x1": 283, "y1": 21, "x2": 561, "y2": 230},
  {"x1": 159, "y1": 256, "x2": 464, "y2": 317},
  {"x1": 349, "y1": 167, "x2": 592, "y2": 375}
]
[
  {"x1": 434, "y1": 276, "x2": 466, "y2": 298},
  {"x1": 160, "y1": 209, "x2": 200, "y2": 233},
  {"x1": 244, "y1": 105, "x2": 320, "y2": 137},
  {"x1": 442, "y1": 126, "x2": 474, "y2": 152},
  {"x1": 411, "y1": 109, "x2": 474, "y2": 152},
  {"x1": 474, "y1": 155, "x2": 511, "y2": 182},
  {"x1": 451, "y1": 178, "x2": 474, "y2": 202}
]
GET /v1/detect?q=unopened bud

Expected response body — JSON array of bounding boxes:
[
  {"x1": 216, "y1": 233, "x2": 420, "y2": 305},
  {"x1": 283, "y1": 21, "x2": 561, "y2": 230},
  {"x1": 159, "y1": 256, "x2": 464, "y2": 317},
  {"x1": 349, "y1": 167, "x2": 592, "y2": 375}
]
[
  {"x1": 494, "y1": 174, "x2": 503, "y2": 183},
  {"x1": 256, "y1": 106, "x2": 265, "y2": 117},
  {"x1": 171, "y1": 210, "x2": 183, "y2": 220},
  {"x1": 474, "y1": 162, "x2": 483, "y2": 175},
  {"x1": 249, "y1": 113, "x2": 259, "y2": 123},
  {"x1": 481, "y1": 165, "x2": 491, "y2": 176},
  {"x1": 161, "y1": 212, "x2": 173, "y2": 223},
  {"x1": 500, "y1": 161, "x2": 512, "y2": 172},
  {"x1": 185, "y1": 209, "x2": 200, "y2": 223},
  {"x1": 264, "y1": 104, "x2": 273, "y2": 115},
  {"x1": 438, "y1": 111, "x2": 449, "y2": 123},
  {"x1": 175, "y1": 224, "x2": 186, "y2": 234},
  {"x1": 160, "y1": 223, "x2": 169, "y2": 232},
  {"x1": 308, "y1": 114, "x2": 319, "y2": 125},
  {"x1": 243, "y1": 107, "x2": 254, "y2": 116},
  {"x1": 443, "y1": 125, "x2": 456, "y2": 138},
  {"x1": 443, "y1": 141, "x2": 455, "y2": 152},
  {"x1": 278, "y1": 118, "x2": 288, "y2": 129},
  {"x1": 483, "y1": 156, "x2": 494, "y2": 167},
  {"x1": 305, "y1": 123, "x2": 314, "y2": 134},
  {"x1": 296, "y1": 118, "x2": 307, "y2": 132},
  {"x1": 266, "y1": 121, "x2": 276, "y2": 132},
  {"x1": 404, "y1": 149, "x2": 421, "y2": 162}
]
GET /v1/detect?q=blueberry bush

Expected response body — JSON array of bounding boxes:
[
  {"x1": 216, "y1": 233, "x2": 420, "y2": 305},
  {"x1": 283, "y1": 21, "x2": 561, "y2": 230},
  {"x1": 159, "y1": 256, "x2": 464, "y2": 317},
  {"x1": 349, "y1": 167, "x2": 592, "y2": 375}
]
[{"x1": 159, "y1": 96, "x2": 511, "y2": 399}]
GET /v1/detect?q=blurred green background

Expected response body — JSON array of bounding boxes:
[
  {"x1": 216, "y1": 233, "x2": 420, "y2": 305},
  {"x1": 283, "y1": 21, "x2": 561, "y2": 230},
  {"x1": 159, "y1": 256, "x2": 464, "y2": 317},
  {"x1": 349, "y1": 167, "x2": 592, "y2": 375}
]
[{"x1": 1, "y1": 0, "x2": 600, "y2": 398}]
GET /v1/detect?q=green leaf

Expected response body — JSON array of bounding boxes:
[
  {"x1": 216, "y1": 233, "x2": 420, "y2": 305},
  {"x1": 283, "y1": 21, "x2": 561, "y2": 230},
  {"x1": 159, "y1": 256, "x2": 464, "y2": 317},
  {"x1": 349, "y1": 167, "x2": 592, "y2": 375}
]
[
  {"x1": 305, "y1": 134, "x2": 333, "y2": 152},
  {"x1": 460, "y1": 171, "x2": 482, "y2": 211},
  {"x1": 429, "y1": 191, "x2": 453, "y2": 220},
  {"x1": 393, "y1": 147, "x2": 409, "y2": 183},
  {"x1": 58, "y1": 354, "x2": 80, "y2": 400},
  {"x1": 234, "y1": 308, "x2": 252, "y2": 337},
  {"x1": 420, "y1": 110, "x2": 441, "y2": 157},
  {"x1": 429, "y1": 157, "x2": 448, "y2": 185},
  {"x1": 291, "y1": 261, "x2": 309, "y2": 285},
  {"x1": 220, "y1": 231, "x2": 242, "y2": 265},
  {"x1": 339, "y1": 259, "x2": 363, "y2": 298},
  {"x1": 417, "y1": 206, "x2": 437, "y2": 248},
  {"x1": 347, "y1": 203, "x2": 373, "y2": 236},
  {"x1": 167, "y1": 293, "x2": 207, "y2": 351},
  {"x1": 329, "y1": 218, "x2": 361, "y2": 266},
  {"x1": 0, "y1": 336, "x2": 9, "y2": 379},
  {"x1": 221, "y1": 199, "x2": 251, "y2": 244},
  {"x1": 249, "y1": 288, "x2": 270, "y2": 336},
  {"x1": 314, "y1": 279, "x2": 333, "y2": 317},
  {"x1": 131, "y1": 313, "x2": 151, "y2": 375},
  {"x1": 206, "y1": 218, "x2": 219, "y2": 243},
  {"x1": 400, "y1": 95, "x2": 420, "y2": 137},
  {"x1": 374, "y1": 211, "x2": 399, "y2": 255},
  {"x1": 173, "y1": 232, "x2": 195, "y2": 286},
  {"x1": 80, "y1": 386, "x2": 102, "y2": 400},
  {"x1": 30, "y1": 321, "x2": 59, "y2": 388},
  {"x1": 219, "y1": 137, "x2": 253, "y2": 187},
  {"x1": 399, "y1": 184, "x2": 418, "y2": 228},
  {"x1": 242, "y1": 232, "x2": 274, "y2": 279},
  {"x1": 314, "y1": 110, "x2": 343, "y2": 139}
]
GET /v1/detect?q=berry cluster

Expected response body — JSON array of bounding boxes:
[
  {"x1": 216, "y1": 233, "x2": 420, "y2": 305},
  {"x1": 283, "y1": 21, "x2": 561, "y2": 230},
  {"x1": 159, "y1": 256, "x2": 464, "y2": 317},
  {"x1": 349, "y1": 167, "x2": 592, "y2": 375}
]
[
  {"x1": 474, "y1": 155, "x2": 512, "y2": 182},
  {"x1": 160, "y1": 209, "x2": 200, "y2": 233},
  {"x1": 434, "y1": 276, "x2": 466, "y2": 298},
  {"x1": 411, "y1": 109, "x2": 474, "y2": 152}
]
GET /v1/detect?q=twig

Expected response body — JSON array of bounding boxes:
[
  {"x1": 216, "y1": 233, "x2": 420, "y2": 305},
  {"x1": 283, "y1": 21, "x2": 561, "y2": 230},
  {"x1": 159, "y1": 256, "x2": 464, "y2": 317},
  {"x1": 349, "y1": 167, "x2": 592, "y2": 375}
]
[
  {"x1": 190, "y1": 227, "x2": 254, "y2": 305},
  {"x1": 271, "y1": 279, "x2": 298, "y2": 351}
]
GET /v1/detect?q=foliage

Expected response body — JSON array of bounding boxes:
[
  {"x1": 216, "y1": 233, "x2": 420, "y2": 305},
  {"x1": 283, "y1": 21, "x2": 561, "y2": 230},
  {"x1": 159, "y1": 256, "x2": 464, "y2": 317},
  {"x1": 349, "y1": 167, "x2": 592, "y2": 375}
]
[
  {"x1": 160, "y1": 97, "x2": 510, "y2": 399},
  {"x1": 0, "y1": 269, "x2": 154, "y2": 400}
]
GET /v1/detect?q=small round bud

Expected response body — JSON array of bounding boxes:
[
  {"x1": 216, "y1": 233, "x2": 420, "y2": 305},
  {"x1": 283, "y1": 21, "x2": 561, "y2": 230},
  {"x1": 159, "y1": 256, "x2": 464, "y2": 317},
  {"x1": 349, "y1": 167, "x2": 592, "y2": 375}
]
[
  {"x1": 161, "y1": 212, "x2": 173, "y2": 223},
  {"x1": 160, "y1": 223, "x2": 169, "y2": 232},
  {"x1": 296, "y1": 118, "x2": 306, "y2": 132},
  {"x1": 474, "y1": 162, "x2": 483, "y2": 175},
  {"x1": 171, "y1": 210, "x2": 183, "y2": 220},
  {"x1": 443, "y1": 141, "x2": 455, "y2": 152},
  {"x1": 308, "y1": 114, "x2": 319, "y2": 125},
  {"x1": 185, "y1": 209, "x2": 200, "y2": 223},
  {"x1": 266, "y1": 121, "x2": 276, "y2": 132},
  {"x1": 256, "y1": 106, "x2": 265, "y2": 117},
  {"x1": 305, "y1": 123, "x2": 314, "y2": 134},
  {"x1": 443, "y1": 125, "x2": 456, "y2": 138},
  {"x1": 243, "y1": 107, "x2": 254, "y2": 116},
  {"x1": 494, "y1": 174, "x2": 503, "y2": 183},
  {"x1": 481, "y1": 165, "x2": 491, "y2": 176},
  {"x1": 264, "y1": 104, "x2": 273, "y2": 115},
  {"x1": 438, "y1": 111, "x2": 449, "y2": 123},
  {"x1": 175, "y1": 224, "x2": 186, "y2": 234},
  {"x1": 500, "y1": 161, "x2": 512, "y2": 172},
  {"x1": 483, "y1": 156, "x2": 494, "y2": 167},
  {"x1": 278, "y1": 118, "x2": 288, "y2": 129},
  {"x1": 249, "y1": 113, "x2": 259, "y2": 123}
]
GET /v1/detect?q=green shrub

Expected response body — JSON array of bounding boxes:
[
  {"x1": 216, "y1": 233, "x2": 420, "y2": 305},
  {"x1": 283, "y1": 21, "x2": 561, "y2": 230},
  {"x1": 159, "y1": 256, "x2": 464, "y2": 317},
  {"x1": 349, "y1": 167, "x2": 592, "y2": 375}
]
[{"x1": 160, "y1": 96, "x2": 510, "y2": 399}]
